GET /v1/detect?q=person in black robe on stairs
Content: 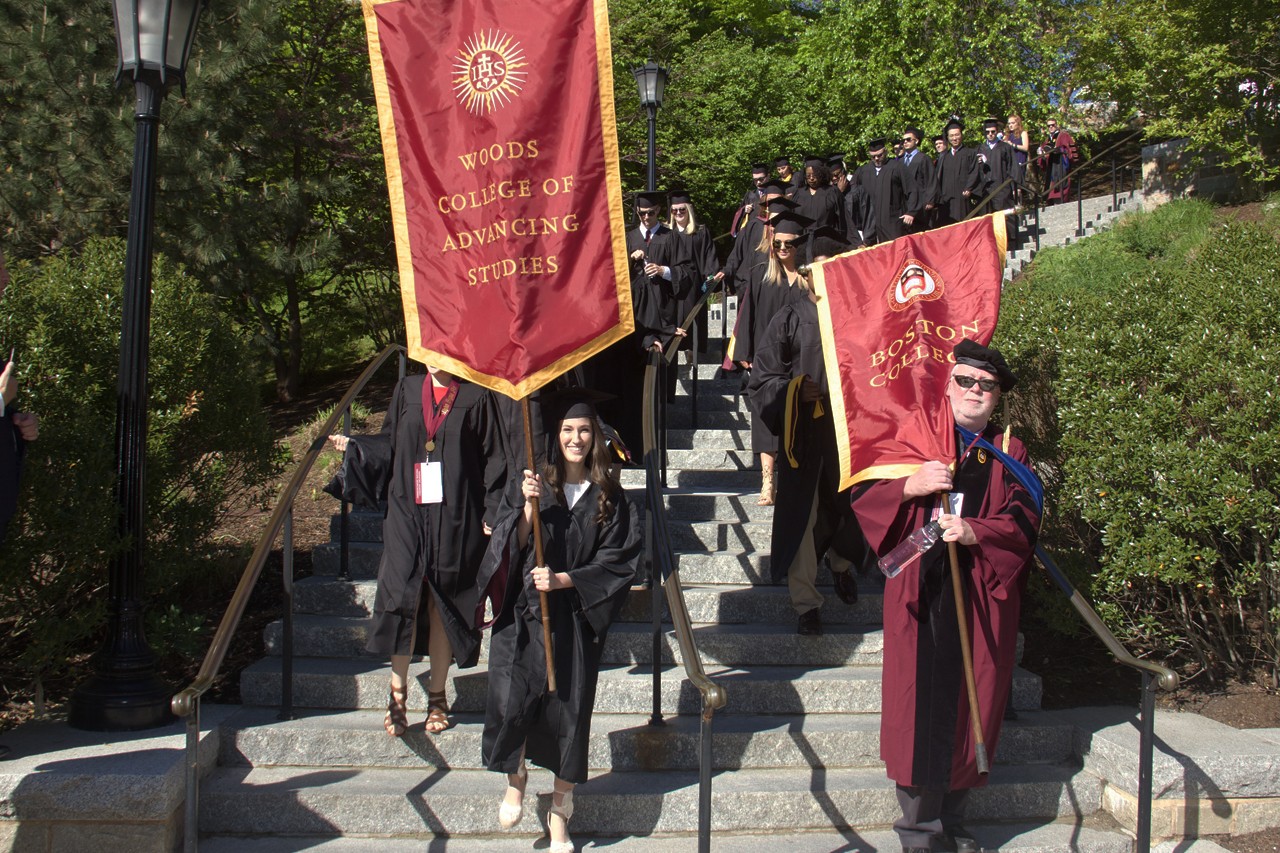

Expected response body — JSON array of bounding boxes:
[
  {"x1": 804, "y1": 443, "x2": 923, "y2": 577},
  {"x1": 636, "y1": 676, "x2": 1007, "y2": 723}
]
[
  {"x1": 734, "y1": 209, "x2": 814, "y2": 507},
  {"x1": 748, "y1": 230, "x2": 872, "y2": 635},
  {"x1": 855, "y1": 137, "x2": 917, "y2": 245},
  {"x1": 328, "y1": 365, "x2": 508, "y2": 738},
  {"x1": 481, "y1": 391, "x2": 640, "y2": 853},
  {"x1": 934, "y1": 119, "x2": 982, "y2": 227}
]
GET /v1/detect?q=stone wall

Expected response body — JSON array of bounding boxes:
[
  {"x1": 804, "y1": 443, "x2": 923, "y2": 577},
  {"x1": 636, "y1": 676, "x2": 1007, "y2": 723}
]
[{"x1": 1143, "y1": 138, "x2": 1250, "y2": 208}]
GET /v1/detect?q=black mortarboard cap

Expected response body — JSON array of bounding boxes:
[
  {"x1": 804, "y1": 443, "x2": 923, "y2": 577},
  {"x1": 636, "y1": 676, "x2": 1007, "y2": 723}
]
[
  {"x1": 982, "y1": 117, "x2": 1001, "y2": 130},
  {"x1": 804, "y1": 156, "x2": 824, "y2": 169},
  {"x1": 773, "y1": 156, "x2": 791, "y2": 167},
  {"x1": 759, "y1": 178, "x2": 794, "y2": 200},
  {"x1": 635, "y1": 190, "x2": 665, "y2": 209},
  {"x1": 768, "y1": 210, "x2": 814, "y2": 237},
  {"x1": 540, "y1": 386, "x2": 614, "y2": 426},
  {"x1": 954, "y1": 339, "x2": 1017, "y2": 391},
  {"x1": 903, "y1": 127, "x2": 923, "y2": 141},
  {"x1": 866, "y1": 137, "x2": 888, "y2": 152},
  {"x1": 668, "y1": 188, "x2": 692, "y2": 206},
  {"x1": 944, "y1": 117, "x2": 965, "y2": 132},
  {"x1": 932, "y1": 134, "x2": 945, "y2": 143},
  {"x1": 751, "y1": 162, "x2": 769, "y2": 173},
  {"x1": 826, "y1": 152, "x2": 846, "y2": 167}
]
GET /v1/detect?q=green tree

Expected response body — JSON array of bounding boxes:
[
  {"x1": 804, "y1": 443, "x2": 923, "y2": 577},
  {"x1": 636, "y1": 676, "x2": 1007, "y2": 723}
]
[
  {"x1": 0, "y1": 238, "x2": 281, "y2": 698},
  {"x1": 0, "y1": 0, "x2": 396, "y2": 402}
]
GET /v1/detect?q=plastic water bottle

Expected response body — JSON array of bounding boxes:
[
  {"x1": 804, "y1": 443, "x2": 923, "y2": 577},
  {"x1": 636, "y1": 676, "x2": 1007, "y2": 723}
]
[{"x1": 878, "y1": 520, "x2": 943, "y2": 578}]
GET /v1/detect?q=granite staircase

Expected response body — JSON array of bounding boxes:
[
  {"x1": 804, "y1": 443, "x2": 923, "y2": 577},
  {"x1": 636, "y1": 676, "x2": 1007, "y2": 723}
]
[
  {"x1": 193, "y1": 333, "x2": 1150, "y2": 851},
  {"x1": 1004, "y1": 191, "x2": 1139, "y2": 281}
]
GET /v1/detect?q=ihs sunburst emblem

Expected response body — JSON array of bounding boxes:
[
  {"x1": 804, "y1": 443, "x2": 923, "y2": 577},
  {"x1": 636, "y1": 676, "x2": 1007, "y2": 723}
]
[{"x1": 452, "y1": 31, "x2": 528, "y2": 116}]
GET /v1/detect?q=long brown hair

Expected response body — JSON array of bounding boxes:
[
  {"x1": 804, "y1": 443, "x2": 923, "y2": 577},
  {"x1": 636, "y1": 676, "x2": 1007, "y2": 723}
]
[{"x1": 542, "y1": 416, "x2": 621, "y2": 526}]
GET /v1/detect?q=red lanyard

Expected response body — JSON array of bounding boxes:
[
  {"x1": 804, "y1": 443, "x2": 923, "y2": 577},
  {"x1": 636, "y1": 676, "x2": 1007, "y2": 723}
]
[{"x1": 421, "y1": 378, "x2": 459, "y2": 454}]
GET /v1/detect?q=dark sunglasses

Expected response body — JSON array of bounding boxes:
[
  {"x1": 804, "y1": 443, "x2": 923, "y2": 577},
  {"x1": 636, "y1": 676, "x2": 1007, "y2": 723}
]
[
  {"x1": 953, "y1": 374, "x2": 1000, "y2": 393},
  {"x1": 772, "y1": 239, "x2": 799, "y2": 250},
  {"x1": 637, "y1": 207, "x2": 658, "y2": 216}
]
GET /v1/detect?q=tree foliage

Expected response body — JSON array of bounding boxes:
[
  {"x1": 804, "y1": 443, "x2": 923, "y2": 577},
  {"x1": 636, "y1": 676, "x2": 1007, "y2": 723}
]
[{"x1": 0, "y1": 238, "x2": 281, "y2": 695}]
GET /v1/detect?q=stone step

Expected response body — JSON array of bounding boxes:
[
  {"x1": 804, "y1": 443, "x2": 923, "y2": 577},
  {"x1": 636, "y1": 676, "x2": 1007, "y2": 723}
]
[
  {"x1": 294, "y1": 577, "x2": 885, "y2": 625},
  {"x1": 314, "y1": 540, "x2": 878, "y2": 585},
  {"x1": 620, "y1": 468, "x2": 760, "y2": 490},
  {"x1": 239, "y1": 657, "x2": 1043, "y2": 715},
  {"x1": 664, "y1": 428, "x2": 749, "y2": 450},
  {"x1": 663, "y1": 408, "x2": 750, "y2": 430},
  {"x1": 198, "y1": 820, "x2": 1142, "y2": 853},
  {"x1": 198, "y1": 762, "x2": 1097, "y2": 837},
  {"x1": 218, "y1": 706, "x2": 1073, "y2": 772},
  {"x1": 263, "y1": 617, "x2": 890, "y2": 667}
]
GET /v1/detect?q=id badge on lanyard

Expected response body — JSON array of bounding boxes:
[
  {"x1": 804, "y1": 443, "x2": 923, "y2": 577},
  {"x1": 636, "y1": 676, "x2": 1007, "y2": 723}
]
[{"x1": 415, "y1": 459, "x2": 443, "y2": 504}]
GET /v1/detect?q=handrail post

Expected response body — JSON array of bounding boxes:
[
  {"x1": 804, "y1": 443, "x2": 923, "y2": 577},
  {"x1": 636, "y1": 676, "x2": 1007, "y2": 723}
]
[
  {"x1": 183, "y1": 700, "x2": 199, "y2": 853},
  {"x1": 1076, "y1": 174, "x2": 1085, "y2": 237},
  {"x1": 649, "y1": 520, "x2": 664, "y2": 726},
  {"x1": 1137, "y1": 671, "x2": 1155, "y2": 853},
  {"x1": 691, "y1": 307, "x2": 700, "y2": 432},
  {"x1": 699, "y1": 702, "x2": 713, "y2": 853},
  {"x1": 340, "y1": 408, "x2": 352, "y2": 580},
  {"x1": 280, "y1": 508, "x2": 294, "y2": 721},
  {"x1": 1111, "y1": 156, "x2": 1118, "y2": 211},
  {"x1": 660, "y1": 361, "x2": 668, "y2": 488},
  {"x1": 1034, "y1": 201, "x2": 1041, "y2": 253}
]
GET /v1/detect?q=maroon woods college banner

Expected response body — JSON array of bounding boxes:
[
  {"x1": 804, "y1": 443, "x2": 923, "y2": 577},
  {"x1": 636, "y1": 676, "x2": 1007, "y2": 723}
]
[
  {"x1": 812, "y1": 214, "x2": 1008, "y2": 490},
  {"x1": 362, "y1": 0, "x2": 630, "y2": 397}
]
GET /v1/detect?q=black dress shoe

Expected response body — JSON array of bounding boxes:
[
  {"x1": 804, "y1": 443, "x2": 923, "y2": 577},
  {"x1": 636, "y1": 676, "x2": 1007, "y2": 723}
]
[
  {"x1": 797, "y1": 607, "x2": 822, "y2": 635},
  {"x1": 831, "y1": 568, "x2": 858, "y2": 605}
]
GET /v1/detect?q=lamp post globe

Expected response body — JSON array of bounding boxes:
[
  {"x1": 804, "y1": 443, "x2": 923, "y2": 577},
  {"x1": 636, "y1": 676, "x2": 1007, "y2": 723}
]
[
  {"x1": 632, "y1": 61, "x2": 668, "y2": 192},
  {"x1": 67, "y1": 0, "x2": 206, "y2": 732}
]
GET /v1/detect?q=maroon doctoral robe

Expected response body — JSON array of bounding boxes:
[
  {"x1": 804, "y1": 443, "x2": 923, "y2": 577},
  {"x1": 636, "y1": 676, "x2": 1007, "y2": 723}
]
[{"x1": 851, "y1": 426, "x2": 1040, "y2": 791}]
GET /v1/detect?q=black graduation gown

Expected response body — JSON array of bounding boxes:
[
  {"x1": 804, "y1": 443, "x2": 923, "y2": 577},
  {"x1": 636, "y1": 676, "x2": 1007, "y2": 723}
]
[
  {"x1": 747, "y1": 298, "x2": 869, "y2": 581},
  {"x1": 0, "y1": 415, "x2": 26, "y2": 544},
  {"x1": 855, "y1": 159, "x2": 915, "y2": 245},
  {"x1": 736, "y1": 276, "x2": 807, "y2": 454},
  {"x1": 901, "y1": 151, "x2": 935, "y2": 233},
  {"x1": 843, "y1": 183, "x2": 872, "y2": 246},
  {"x1": 481, "y1": 483, "x2": 641, "y2": 783},
  {"x1": 626, "y1": 223, "x2": 690, "y2": 340},
  {"x1": 934, "y1": 145, "x2": 982, "y2": 226},
  {"x1": 979, "y1": 139, "x2": 1017, "y2": 210},
  {"x1": 793, "y1": 185, "x2": 845, "y2": 236},
  {"x1": 357, "y1": 376, "x2": 508, "y2": 667},
  {"x1": 675, "y1": 224, "x2": 720, "y2": 352}
]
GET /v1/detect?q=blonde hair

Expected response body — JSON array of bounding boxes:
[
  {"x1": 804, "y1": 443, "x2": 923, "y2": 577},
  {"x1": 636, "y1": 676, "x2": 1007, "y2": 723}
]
[{"x1": 667, "y1": 203, "x2": 700, "y2": 234}]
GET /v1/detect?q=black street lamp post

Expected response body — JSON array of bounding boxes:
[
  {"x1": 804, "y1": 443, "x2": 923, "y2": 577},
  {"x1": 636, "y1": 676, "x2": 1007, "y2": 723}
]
[
  {"x1": 68, "y1": 0, "x2": 205, "y2": 732},
  {"x1": 632, "y1": 61, "x2": 668, "y2": 192}
]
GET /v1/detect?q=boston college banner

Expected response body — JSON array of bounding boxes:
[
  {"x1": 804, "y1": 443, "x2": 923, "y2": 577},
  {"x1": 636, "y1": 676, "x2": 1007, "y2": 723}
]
[
  {"x1": 362, "y1": 0, "x2": 631, "y2": 398},
  {"x1": 812, "y1": 214, "x2": 1008, "y2": 490}
]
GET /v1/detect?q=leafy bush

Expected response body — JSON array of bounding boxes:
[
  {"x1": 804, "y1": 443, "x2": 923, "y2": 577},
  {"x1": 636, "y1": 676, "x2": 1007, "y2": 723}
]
[
  {"x1": 1000, "y1": 200, "x2": 1280, "y2": 685},
  {"x1": 0, "y1": 238, "x2": 282, "y2": 703}
]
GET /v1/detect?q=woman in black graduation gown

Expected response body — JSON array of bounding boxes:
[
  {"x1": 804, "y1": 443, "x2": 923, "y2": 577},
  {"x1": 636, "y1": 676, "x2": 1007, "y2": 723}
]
[
  {"x1": 329, "y1": 365, "x2": 507, "y2": 737},
  {"x1": 747, "y1": 229, "x2": 872, "y2": 634},
  {"x1": 480, "y1": 392, "x2": 640, "y2": 853},
  {"x1": 734, "y1": 208, "x2": 813, "y2": 506}
]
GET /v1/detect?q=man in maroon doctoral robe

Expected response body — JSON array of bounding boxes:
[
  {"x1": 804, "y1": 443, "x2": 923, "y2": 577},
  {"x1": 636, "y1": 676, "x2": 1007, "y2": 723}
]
[{"x1": 851, "y1": 340, "x2": 1042, "y2": 853}]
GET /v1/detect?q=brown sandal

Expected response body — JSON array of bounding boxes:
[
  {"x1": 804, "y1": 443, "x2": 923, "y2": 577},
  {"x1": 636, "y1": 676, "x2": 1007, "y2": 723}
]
[
  {"x1": 384, "y1": 682, "x2": 408, "y2": 737},
  {"x1": 425, "y1": 689, "x2": 452, "y2": 733}
]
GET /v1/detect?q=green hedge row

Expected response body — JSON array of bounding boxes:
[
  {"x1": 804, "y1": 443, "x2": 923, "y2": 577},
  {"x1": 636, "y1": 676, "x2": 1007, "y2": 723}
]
[
  {"x1": 999, "y1": 198, "x2": 1280, "y2": 685},
  {"x1": 0, "y1": 239, "x2": 282, "y2": 706}
]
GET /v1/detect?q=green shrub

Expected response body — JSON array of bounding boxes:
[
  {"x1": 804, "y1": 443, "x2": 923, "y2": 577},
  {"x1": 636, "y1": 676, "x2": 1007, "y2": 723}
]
[
  {"x1": 1000, "y1": 201, "x2": 1280, "y2": 685},
  {"x1": 0, "y1": 238, "x2": 282, "y2": 703}
]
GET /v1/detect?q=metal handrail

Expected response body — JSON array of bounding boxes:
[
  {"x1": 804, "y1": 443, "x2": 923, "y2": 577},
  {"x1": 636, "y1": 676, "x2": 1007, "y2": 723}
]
[
  {"x1": 641, "y1": 347, "x2": 727, "y2": 853},
  {"x1": 172, "y1": 342, "x2": 407, "y2": 853},
  {"x1": 1035, "y1": 545, "x2": 1177, "y2": 853}
]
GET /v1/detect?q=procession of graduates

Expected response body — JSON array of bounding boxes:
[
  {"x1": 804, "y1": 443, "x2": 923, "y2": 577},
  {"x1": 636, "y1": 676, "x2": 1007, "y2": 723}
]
[{"x1": 323, "y1": 113, "x2": 1049, "y2": 853}]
